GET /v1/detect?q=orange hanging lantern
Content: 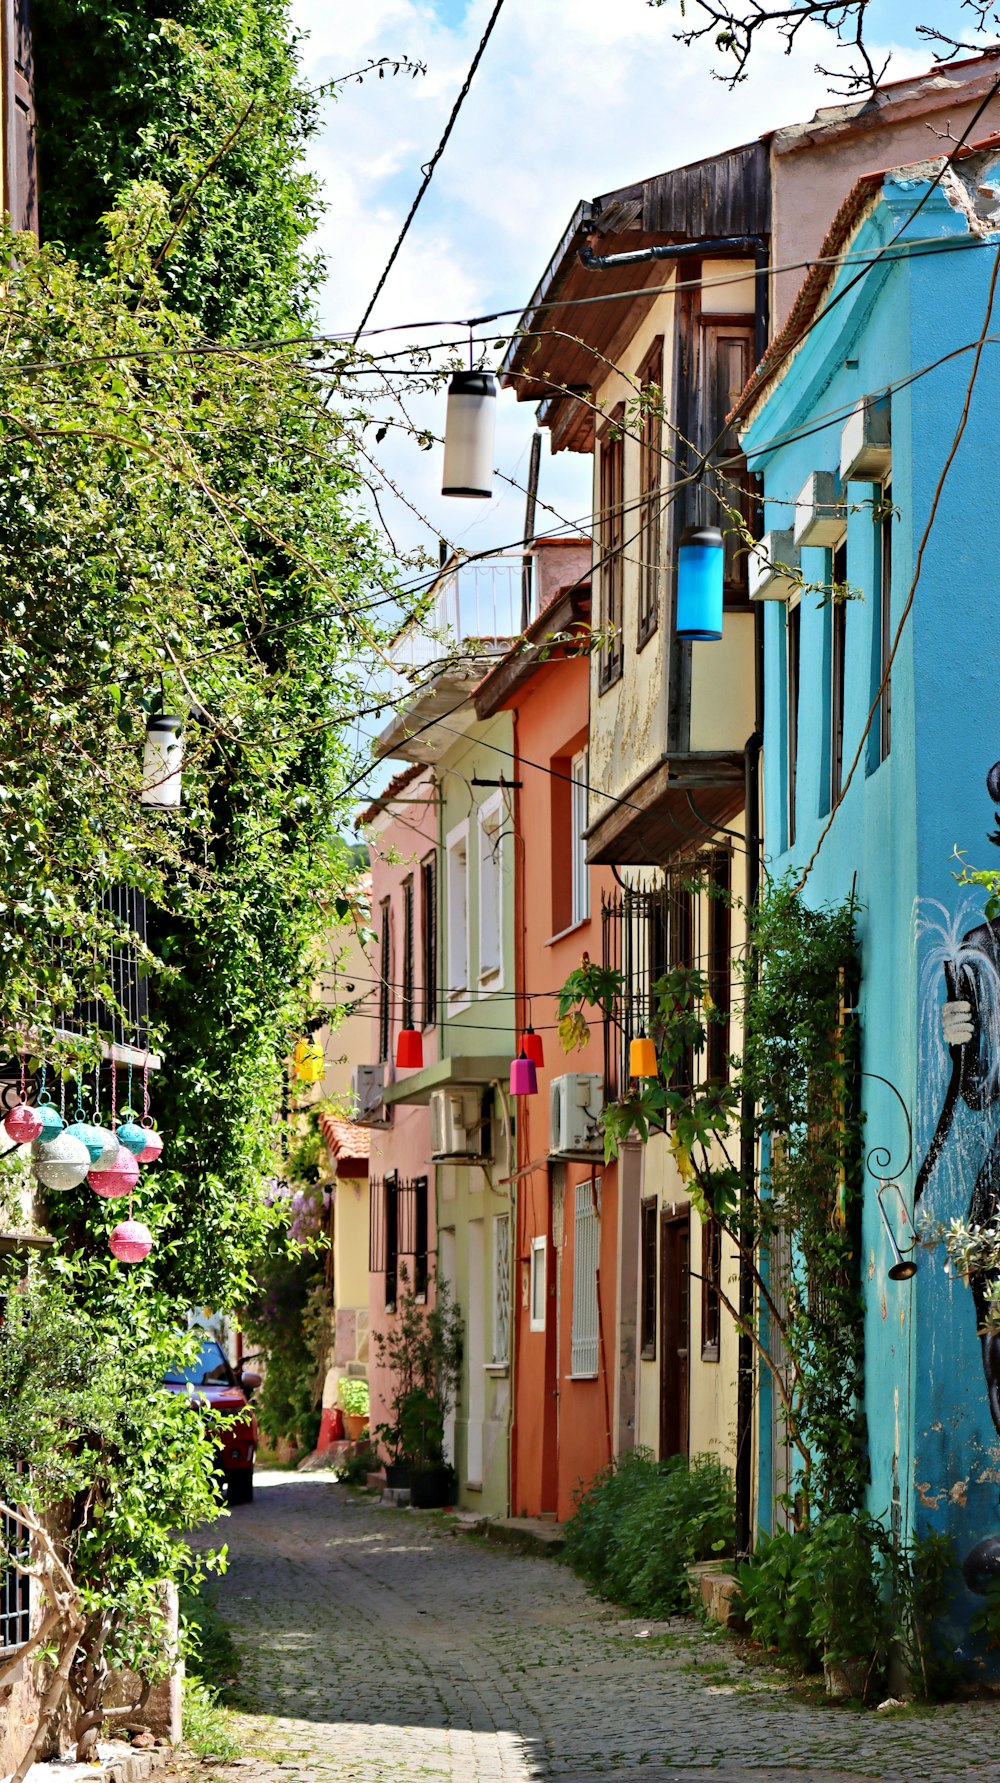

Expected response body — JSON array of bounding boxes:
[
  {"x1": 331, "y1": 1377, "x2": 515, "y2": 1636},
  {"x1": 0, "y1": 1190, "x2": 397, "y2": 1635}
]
[
  {"x1": 292, "y1": 1038, "x2": 324, "y2": 1084},
  {"x1": 519, "y1": 1029, "x2": 544, "y2": 1069},
  {"x1": 630, "y1": 1034, "x2": 658, "y2": 1079}
]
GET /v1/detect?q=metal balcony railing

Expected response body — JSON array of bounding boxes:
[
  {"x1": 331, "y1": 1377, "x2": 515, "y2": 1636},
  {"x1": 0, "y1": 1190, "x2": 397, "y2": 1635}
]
[{"x1": 391, "y1": 556, "x2": 527, "y2": 682}]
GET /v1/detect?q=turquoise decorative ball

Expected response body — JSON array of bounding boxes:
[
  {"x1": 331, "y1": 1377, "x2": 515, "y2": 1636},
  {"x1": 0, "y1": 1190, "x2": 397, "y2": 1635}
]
[
  {"x1": 116, "y1": 1120, "x2": 148, "y2": 1158},
  {"x1": 65, "y1": 1121, "x2": 109, "y2": 1164},
  {"x1": 36, "y1": 1103, "x2": 64, "y2": 1143}
]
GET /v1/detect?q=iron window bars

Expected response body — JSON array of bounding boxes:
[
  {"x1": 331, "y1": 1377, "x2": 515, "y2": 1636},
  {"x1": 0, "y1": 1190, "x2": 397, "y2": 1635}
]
[
  {"x1": 0, "y1": 1491, "x2": 30, "y2": 1656},
  {"x1": 369, "y1": 1174, "x2": 430, "y2": 1305}
]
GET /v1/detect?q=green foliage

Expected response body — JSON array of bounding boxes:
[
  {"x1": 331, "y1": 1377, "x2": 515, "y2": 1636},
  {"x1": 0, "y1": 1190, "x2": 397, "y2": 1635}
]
[
  {"x1": 242, "y1": 1246, "x2": 326, "y2": 1446},
  {"x1": 562, "y1": 1447, "x2": 735, "y2": 1616},
  {"x1": 338, "y1": 1376, "x2": 369, "y2": 1417},
  {"x1": 182, "y1": 1676, "x2": 241, "y2": 1760},
  {"x1": 335, "y1": 1440, "x2": 378, "y2": 1487},
  {"x1": 373, "y1": 1271, "x2": 463, "y2": 1467}
]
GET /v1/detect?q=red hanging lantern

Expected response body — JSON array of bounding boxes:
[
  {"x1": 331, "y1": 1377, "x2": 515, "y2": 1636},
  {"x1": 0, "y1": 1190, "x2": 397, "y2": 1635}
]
[
  {"x1": 396, "y1": 1029, "x2": 424, "y2": 1070},
  {"x1": 519, "y1": 1029, "x2": 544, "y2": 1069},
  {"x1": 109, "y1": 1218, "x2": 153, "y2": 1262},
  {"x1": 4, "y1": 1101, "x2": 43, "y2": 1145},
  {"x1": 89, "y1": 1145, "x2": 140, "y2": 1200},
  {"x1": 138, "y1": 1126, "x2": 164, "y2": 1165},
  {"x1": 510, "y1": 1050, "x2": 537, "y2": 1097}
]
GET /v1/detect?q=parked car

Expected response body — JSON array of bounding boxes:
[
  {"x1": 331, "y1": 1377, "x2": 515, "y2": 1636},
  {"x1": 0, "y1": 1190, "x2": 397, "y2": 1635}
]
[{"x1": 163, "y1": 1334, "x2": 261, "y2": 1505}]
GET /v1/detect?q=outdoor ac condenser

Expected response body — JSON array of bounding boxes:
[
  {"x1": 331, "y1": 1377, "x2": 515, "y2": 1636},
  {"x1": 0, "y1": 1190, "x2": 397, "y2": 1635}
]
[
  {"x1": 549, "y1": 1073, "x2": 603, "y2": 1160},
  {"x1": 429, "y1": 1088, "x2": 487, "y2": 1161},
  {"x1": 352, "y1": 1063, "x2": 390, "y2": 1128}
]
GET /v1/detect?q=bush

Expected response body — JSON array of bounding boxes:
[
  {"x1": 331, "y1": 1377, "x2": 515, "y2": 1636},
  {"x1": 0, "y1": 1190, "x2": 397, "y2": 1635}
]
[
  {"x1": 338, "y1": 1377, "x2": 370, "y2": 1417},
  {"x1": 563, "y1": 1448, "x2": 735, "y2": 1616}
]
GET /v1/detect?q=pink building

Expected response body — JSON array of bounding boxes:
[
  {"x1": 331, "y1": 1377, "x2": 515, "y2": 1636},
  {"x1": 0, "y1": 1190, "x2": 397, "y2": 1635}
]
[{"x1": 355, "y1": 764, "x2": 439, "y2": 1445}]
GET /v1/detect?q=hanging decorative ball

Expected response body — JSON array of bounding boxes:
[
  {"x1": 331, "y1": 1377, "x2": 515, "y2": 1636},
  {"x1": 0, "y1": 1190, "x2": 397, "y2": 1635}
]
[
  {"x1": 65, "y1": 1120, "x2": 112, "y2": 1164},
  {"x1": 292, "y1": 1038, "x2": 325, "y2": 1084},
  {"x1": 31, "y1": 1131, "x2": 91, "y2": 1190},
  {"x1": 109, "y1": 1218, "x2": 153, "y2": 1263},
  {"x1": 35, "y1": 1101, "x2": 64, "y2": 1143},
  {"x1": 137, "y1": 1126, "x2": 164, "y2": 1165},
  {"x1": 89, "y1": 1145, "x2": 141, "y2": 1200},
  {"x1": 88, "y1": 1127, "x2": 120, "y2": 1172},
  {"x1": 3, "y1": 1102, "x2": 44, "y2": 1145},
  {"x1": 115, "y1": 1119, "x2": 148, "y2": 1158}
]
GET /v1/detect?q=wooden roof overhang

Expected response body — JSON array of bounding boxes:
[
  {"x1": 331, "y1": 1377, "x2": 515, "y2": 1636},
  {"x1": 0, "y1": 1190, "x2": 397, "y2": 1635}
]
[
  {"x1": 585, "y1": 752, "x2": 746, "y2": 867},
  {"x1": 501, "y1": 139, "x2": 770, "y2": 455}
]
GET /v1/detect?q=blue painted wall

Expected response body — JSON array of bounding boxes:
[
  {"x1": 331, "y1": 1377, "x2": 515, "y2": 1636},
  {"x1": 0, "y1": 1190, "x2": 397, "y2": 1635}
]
[{"x1": 743, "y1": 165, "x2": 1000, "y2": 1664}]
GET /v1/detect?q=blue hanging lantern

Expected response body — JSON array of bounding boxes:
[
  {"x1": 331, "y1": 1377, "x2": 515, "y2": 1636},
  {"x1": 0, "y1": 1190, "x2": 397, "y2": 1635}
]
[{"x1": 676, "y1": 524, "x2": 724, "y2": 642}]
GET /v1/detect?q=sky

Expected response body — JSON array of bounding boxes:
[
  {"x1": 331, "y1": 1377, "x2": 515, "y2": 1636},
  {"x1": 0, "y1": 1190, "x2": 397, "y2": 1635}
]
[{"x1": 286, "y1": 0, "x2": 989, "y2": 788}]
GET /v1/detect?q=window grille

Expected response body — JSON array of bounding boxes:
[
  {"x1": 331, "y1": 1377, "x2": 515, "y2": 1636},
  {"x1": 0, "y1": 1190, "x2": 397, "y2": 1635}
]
[
  {"x1": 369, "y1": 1174, "x2": 399, "y2": 1307},
  {"x1": 701, "y1": 1215, "x2": 722, "y2": 1361},
  {"x1": 0, "y1": 1497, "x2": 29, "y2": 1656},
  {"x1": 571, "y1": 1178, "x2": 600, "y2": 1377},
  {"x1": 397, "y1": 1176, "x2": 430, "y2": 1299},
  {"x1": 378, "y1": 900, "x2": 391, "y2": 1063},
  {"x1": 402, "y1": 878, "x2": 415, "y2": 1032},
  {"x1": 421, "y1": 855, "x2": 437, "y2": 1029},
  {"x1": 598, "y1": 419, "x2": 624, "y2": 689},
  {"x1": 492, "y1": 1213, "x2": 510, "y2": 1364},
  {"x1": 640, "y1": 1197, "x2": 657, "y2": 1360}
]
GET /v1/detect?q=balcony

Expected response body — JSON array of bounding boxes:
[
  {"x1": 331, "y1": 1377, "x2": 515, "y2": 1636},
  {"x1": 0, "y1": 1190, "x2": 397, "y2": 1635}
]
[{"x1": 376, "y1": 555, "x2": 526, "y2": 764}]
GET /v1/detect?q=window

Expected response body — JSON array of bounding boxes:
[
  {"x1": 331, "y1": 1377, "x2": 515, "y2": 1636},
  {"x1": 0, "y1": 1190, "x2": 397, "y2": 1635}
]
[
  {"x1": 0, "y1": 1498, "x2": 29, "y2": 1655},
  {"x1": 530, "y1": 1236, "x2": 547, "y2": 1331},
  {"x1": 830, "y1": 538, "x2": 847, "y2": 806},
  {"x1": 787, "y1": 601, "x2": 800, "y2": 849},
  {"x1": 369, "y1": 1175, "x2": 399, "y2": 1310},
  {"x1": 640, "y1": 1197, "x2": 657, "y2": 1360},
  {"x1": 401, "y1": 877, "x2": 415, "y2": 1031},
  {"x1": 706, "y1": 851, "x2": 731, "y2": 1084},
  {"x1": 571, "y1": 750, "x2": 590, "y2": 926},
  {"x1": 478, "y1": 797, "x2": 503, "y2": 983},
  {"x1": 446, "y1": 824, "x2": 469, "y2": 1001},
  {"x1": 598, "y1": 417, "x2": 624, "y2": 690},
  {"x1": 638, "y1": 340, "x2": 663, "y2": 646},
  {"x1": 701, "y1": 321, "x2": 755, "y2": 600},
  {"x1": 571, "y1": 1177, "x2": 601, "y2": 1377},
  {"x1": 421, "y1": 854, "x2": 437, "y2": 1029},
  {"x1": 670, "y1": 880, "x2": 694, "y2": 1095},
  {"x1": 878, "y1": 486, "x2": 892, "y2": 764},
  {"x1": 701, "y1": 1215, "x2": 721, "y2": 1361},
  {"x1": 492, "y1": 1213, "x2": 511, "y2": 1364},
  {"x1": 377, "y1": 898, "x2": 391, "y2": 1063}
]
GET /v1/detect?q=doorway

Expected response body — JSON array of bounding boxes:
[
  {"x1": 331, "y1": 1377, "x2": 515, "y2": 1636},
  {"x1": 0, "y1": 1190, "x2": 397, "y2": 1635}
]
[{"x1": 659, "y1": 1209, "x2": 690, "y2": 1459}]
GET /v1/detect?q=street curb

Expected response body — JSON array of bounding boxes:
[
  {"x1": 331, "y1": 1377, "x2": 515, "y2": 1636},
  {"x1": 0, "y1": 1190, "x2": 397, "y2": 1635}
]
[{"x1": 471, "y1": 1516, "x2": 565, "y2": 1557}]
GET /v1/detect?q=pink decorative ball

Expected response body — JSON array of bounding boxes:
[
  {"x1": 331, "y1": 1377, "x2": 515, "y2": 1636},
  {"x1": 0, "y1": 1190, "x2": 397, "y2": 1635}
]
[
  {"x1": 88, "y1": 1144, "x2": 140, "y2": 1200},
  {"x1": 137, "y1": 1128, "x2": 163, "y2": 1165},
  {"x1": 4, "y1": 1102, "x2": 43, "y2": 1144},
  {"x1": 109, "y1": 1218, "x2": 153, "y2": 1262}
]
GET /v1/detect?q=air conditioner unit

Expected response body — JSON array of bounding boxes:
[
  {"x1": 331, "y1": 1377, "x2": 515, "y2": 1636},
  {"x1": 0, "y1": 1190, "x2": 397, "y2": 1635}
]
[
  {"x1": 793, "y1": 470, "x2": 845, "y2": 549},
  {"x1": 430, "y1": 1088, "x2": 488, "y2": 1161},
  {"x1": 748, "y1": 530, "x2": 801, "y2": 602},
  {"x1": 549, "y1": 1073, "x2": 603, "y2": 1161},
  {"x1": 352, "y1": 1063, "x2": 390, "y2": 1128},
  {"x1": 840, "y1": 396, "x2": 891, "y2": 483}
]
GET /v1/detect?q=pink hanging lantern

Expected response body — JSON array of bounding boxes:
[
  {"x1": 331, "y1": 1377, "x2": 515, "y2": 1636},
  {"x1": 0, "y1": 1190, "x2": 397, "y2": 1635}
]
[
  {"x1": 4, "y1": 1102, "x2": 43, "y2": 1145},
  {"x1": 89, "y1": 1144, "x2": 140, "y2": 1200},
  {"x1": 510, "y1": 1050, "x2": 537, "y2": 1097},
  {"x1": 109, "y1": 1218, "x2": 153, "y2": 1262},
  {"x1": 138, "y1": 1126, "x2": 163, "y2": 1165}
]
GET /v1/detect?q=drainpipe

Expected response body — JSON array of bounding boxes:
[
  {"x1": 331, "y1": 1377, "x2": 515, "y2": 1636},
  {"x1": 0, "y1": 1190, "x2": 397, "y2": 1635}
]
[
  {"x1": 735, "y1": 605, "x2": 764, "y2": 1560},
  {"x1": 578, "y1": 235, "x2": 766, "y2": 273}
]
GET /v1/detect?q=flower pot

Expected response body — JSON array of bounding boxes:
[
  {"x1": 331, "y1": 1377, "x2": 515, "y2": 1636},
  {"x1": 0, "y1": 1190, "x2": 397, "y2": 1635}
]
[
  {"x1": 409, "y1": 1465, "x2": 456, "y2": 1510},
  {"x1": 385, "y1": 1461, "x2": 412, "y2": 1490},
  {"x1": 344, "y1": 1412, "x2": 369, "y2": 1442}
]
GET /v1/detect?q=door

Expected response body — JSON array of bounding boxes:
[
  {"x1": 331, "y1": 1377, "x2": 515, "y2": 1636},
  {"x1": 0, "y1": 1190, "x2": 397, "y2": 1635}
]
[
  {"x1": 466, "y1": 1219, "x2": 485, "y2": 1487},
  {"x1": 659, "y1": 1210, "x2": 690, "y2": 1459}
]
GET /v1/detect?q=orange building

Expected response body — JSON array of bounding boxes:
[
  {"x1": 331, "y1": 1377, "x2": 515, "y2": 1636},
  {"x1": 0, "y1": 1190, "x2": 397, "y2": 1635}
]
[{"x1": 475, "y1": 540, "x2": 626, "y2": 1521}]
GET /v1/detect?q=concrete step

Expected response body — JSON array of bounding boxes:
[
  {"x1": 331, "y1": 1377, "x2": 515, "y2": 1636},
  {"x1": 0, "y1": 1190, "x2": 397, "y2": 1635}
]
[{"x1": 472, "y1": 1516, "x2": 565, "y2": 1556}]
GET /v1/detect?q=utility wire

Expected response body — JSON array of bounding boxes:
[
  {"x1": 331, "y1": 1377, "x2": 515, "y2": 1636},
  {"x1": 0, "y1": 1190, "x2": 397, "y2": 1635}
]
[{"x1": 351, "y1": 0, "x2": 508, "y2": 342}]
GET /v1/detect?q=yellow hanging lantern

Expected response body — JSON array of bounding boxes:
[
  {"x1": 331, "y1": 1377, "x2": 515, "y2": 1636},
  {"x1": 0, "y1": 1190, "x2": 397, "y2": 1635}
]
[
  {"x1": 292, "y1": 1038, "x2": 324, "y2": 1084},
  {"x1": 630, "y1": 1034, "x2": 658, "y2": 1079}
]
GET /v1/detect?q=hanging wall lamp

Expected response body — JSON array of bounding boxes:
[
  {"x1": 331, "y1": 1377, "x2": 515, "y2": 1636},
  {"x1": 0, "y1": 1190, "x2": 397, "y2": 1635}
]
[
  {"x1": 141, "y1": 713, "x2": 184, "y2": 808},
  {"x1": 396, "y1": 1028, "x2": 424, "y2": 1070},
  {"x1": 877, "y1": 1180, "x2": 918, "y2": 1282},
  {"x1": 676, "y1": 524, "x2": 724, "y2": 642},
  {"x1": 442, "y1": 369, "x2": 496, "y2": 499},
  {"x1": 510, "y1": 1049, "x2": 537, "y2": 1097},
  {"x1": 520, "y1": 1027, "x2": 544, "y2": 1069}
]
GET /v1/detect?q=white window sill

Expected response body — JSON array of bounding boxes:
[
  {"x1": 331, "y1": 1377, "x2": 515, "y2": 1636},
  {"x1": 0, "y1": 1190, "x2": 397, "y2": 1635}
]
[
  {"x1": 478, "y1": 970, "x2": 503, "y2": 991},
  {"x1": 569, "y1": 1372, "x2": 598, "y2": 1382},
  {"x1": 485, "y1": 1362, "x2": 509, "y2": 1376},
  {"x1": 545, "y1": 916, "x2": 591, "y2": 947},
  {"x1": 448, "y1": 991, "x2": 471, "y2": 1015},
  {"x1": 528, "y1": 1322, "x2": 546, "y2": 1335}
]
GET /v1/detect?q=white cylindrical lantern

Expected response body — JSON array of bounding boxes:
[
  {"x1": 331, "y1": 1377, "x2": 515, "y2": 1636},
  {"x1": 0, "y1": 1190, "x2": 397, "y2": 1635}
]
[
  {"x1": 442, "y1": 370, "x2": 496, "y2": 499},
  {"x1": 141, "y1": 714, "x2": 184, "y2": 807}
]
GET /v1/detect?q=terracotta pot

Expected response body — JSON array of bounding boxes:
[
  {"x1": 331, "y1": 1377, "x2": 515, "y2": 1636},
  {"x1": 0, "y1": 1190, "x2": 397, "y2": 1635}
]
[{"x1": 344, "y1": 1412, "x2": 369, "y2": 1442}]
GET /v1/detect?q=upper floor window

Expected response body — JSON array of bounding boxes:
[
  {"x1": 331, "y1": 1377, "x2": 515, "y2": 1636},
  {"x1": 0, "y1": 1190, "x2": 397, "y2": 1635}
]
[
  {"x1": 401, "y1": 876, "x2": 415, "y2": 1031},
  {"x1": 638, "y1": 342, "x2": 663, "y2": 647},
  {"x1": 571, "y1": 749, "x2": 590, "y2": 927},
  {"x1": 706, "y1": 850, "x2": 731, "y2": 1084},
  {"x1": 478, "y1": 796, "x2": 503, "y2": 985},
  {"x1": 830, "y1": 537, "x2": 847, "y2": 808},
  {"x1": 446, "y1": 823, "x2": 469, "y2": 1002},
  {"x1": 701, "y1": 321, "x2": 754, "y2": 600},
  {"x1": 878, "y1": 485, "x2": 892, "y2": 765},
  {"x1": 492, "y1": 1212, "x2": 511, "y2": 1364},
  {"x1": 787, "y1": 601, "x2": 800, "y2": 849},
  {"x1": 421, "y1": 853, "x2": 437, "y2": 1029},
  {"x1": 377, "y1": 898, "x2": 391, "y2": 1062},
  {"x1": 598, "y1": 413, "x2": 625, "y2": 690}
]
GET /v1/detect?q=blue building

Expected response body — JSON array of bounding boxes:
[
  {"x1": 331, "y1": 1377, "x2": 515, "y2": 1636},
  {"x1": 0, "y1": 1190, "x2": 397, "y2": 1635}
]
[{"x1": 739, "y1": 146, "x2": 1000, "y2": 1661}]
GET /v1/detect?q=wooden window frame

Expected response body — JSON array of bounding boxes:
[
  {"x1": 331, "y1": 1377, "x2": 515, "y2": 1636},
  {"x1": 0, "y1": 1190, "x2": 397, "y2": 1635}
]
[
  {"x1": 637, "y1": 341, "x2": 663, "y2": 649},
  {"x1": 597, "y1": 411, "x2": 625, "y2": 692},
  {"x1": 698, "y1": 317, "x2": 755, "y2": 606},
  {"x1": 701, "y1": 1215, "x2": 721, "y2": 1362},
  {"x1": 640, "y1": 1196, "x2": 658, "y2": 1360},
  {"x1": 377, "y1": 898, "x2": 391, "y2": 1063},
  {"x1": 421, "y1": 853, "x2": 437, "y2": 1030}
]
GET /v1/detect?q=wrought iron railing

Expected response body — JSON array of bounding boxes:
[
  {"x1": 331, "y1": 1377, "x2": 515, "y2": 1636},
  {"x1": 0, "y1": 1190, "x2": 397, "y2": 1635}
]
[{"x1": 0, "y1": 1497, "x2": 30, "y2": 1656}]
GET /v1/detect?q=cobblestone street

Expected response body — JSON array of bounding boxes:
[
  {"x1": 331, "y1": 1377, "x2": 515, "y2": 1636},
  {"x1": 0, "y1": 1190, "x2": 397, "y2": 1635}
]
[{"x1": 181, "y1": 1473, "x2": 1000, "y2": 1783}]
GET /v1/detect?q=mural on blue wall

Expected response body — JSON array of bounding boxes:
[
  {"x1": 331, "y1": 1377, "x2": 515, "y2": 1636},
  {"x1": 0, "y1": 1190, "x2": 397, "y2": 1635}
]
[{"x1": 916, "y1": 762, "x2": 1000, "y2": 1592}]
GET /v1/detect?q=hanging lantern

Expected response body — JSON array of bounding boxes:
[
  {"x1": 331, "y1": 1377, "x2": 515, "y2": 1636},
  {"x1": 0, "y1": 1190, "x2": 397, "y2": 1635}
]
[
  {"x1": 109, "y1": 1218, "x2": 153, "y2": 1263},
  {"x1": 65, "y1": 1120, "x2": 112, "y2": 1164},
  {"x1": 396, "y1": 1029, "x2": 424, "y2": 1070},
  {"x1": 31, "y1": 1132, "x2": 90, "y2": 1190},
  {"x1": 89, "y1": 1128, "x2": 120, "y2": 1172},
  {"x1": 138, "y1": 1126, "x2": 164, "y2": 1165},
  {"x1": 89, "y1": 1144, "x2": 140, "y2": 1200},
  {"x1": 292, "y1": 1038, "x2": 325, "y2": 1084},
  {"x1": 3, "y1": 1102, "x2": 43, "y2": 1145},
  {"x1": 115, "y1": 1119, "x2": 148, "y2": 1158},
  {"x1": 35, "y1": 1100, "x2": 64, "y2": 1143},
  {"x1": 442, "y1": 369, "x2": 496, "y2": 499},
  {"x1": 510, "y1": 1049, "x2": 537, "y2": 1097},
  {"x1": 630, "y1": 1034, "x2": 658, "y2": 1079},
  {"x1": 676, "y1": 524, "x2": 724, "y2": 642},
  {"x1": 519, "y1": 1029, "x2": 544, "y2": 1069},
  {"x1": 140, "y1": 713, "x2": 184, "y2": 807}
]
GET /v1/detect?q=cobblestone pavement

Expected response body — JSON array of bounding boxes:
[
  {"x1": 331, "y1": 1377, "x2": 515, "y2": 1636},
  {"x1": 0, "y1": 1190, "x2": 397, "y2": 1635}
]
[{"x1": 190, "y1": 1471, "x2": 1000, "y2": 1783}]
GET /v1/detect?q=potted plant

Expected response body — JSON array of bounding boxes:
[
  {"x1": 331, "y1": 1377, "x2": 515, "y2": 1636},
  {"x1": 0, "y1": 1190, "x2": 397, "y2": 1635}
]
[
  {"x1": 373, "y1": 1268, "x2": 463, "y2": 1504},
  {"x1": 338, "y1": 1375, "x2": 370, "y2": 1443}
]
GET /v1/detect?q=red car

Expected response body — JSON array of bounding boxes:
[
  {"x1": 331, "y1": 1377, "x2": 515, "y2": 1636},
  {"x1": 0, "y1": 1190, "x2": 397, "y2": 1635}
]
[{"x1": 164, "y1": 1335, "x2": 260, "y2": 1505}]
